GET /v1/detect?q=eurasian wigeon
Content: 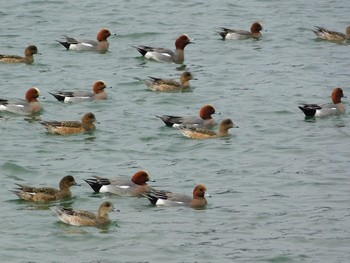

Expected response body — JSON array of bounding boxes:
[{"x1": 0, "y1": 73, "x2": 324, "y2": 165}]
[
  {"x1": 40, "y1": 112, "x2": 97, "y2": 135},
  {"x1": 12, "y1": 175, "x2": 79, "y2": 202},
  {"x1": 57, "y1": 28, "x2": 112, "y2": 52},
  {"x1": 142, "y1": 71, "x2": 194, "y2": 92},
  {"x1": 179, "y1": 118, "x2": 238, "y2": 139},
  {"x1": 133, "y1": 34, "x2": 194, "y2": 63},
  {"x1": 84, "y1": 170, "x2": 153, "y2": 197},
  {"x1": 298, "y1": 87, "x2": 345, "y2": 117},
  {"x1": 0, "y1": 87, "x2": 42, "y2": 115},
  {"x1": 0, "y1": 45, "x2": 39, "y2": 64},
  {"x1": 219, "y1": 22, "x2": 263, "y2": 40},
  {"x1": 143, "y1": 184, "x2": 210, "y2": 209},
  {"x1": 49, "y1": 80, "x2": 109, "y2": 103},
  {"x1": 51, "y1": 201, "x2": 115, "y2": 227},
  {"x1": 157, "y1": 104, "x2": 216, "y2": 128},
  {"x1": 312, "y1": 26, "x2": 350, "y2": 43}
]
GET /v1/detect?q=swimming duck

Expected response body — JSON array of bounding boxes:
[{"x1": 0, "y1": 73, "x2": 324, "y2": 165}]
[
  {"x1": 0, "y1": 45, "x2": 39, "y2": 64},
  {"x1": 157, "y1": 104, "x2": 216, "y2": 128},
  {"x1": 0, "y1": 87, "x2": 42, "y2": 115},
  {"x1": 179, "y1": 118, "x2": 238, "y2": 139},
  {"x1": 143, "y1": 184, "x2": 210, "y2": 208},
  {"x1": 298, "y1": 87, "x2": 345, "y2": 117},
  {"x1": 57, "y1": 28, "x2": 111, "y2": 52},
  {"x1": 219, "y1": 22, "x2": 263, "y2": 40},
  {"x1": 133, "y1": 34, "x2": 194, "y2": 63},
  {"x1": 85, "y1": 170, "x2": 153, "y2": 197},
  {"x1": 40, "y1": 112, "x2": 97, "y2": 135},
  {"x1": 12, "y1": 175, "x2": 79, "y2": 202},
  {"x1": 49, "y1": 80, "x2": 109, "y2": 103},
  {"x1": 312, "y1": 26, "x2": 350, "y2": 43},
  {"x1": 51, "y1": 201, "x2": 115, "y2": 226},
  {"x1": 142, "y1": 71, "x2": 194, "y2": 92}
]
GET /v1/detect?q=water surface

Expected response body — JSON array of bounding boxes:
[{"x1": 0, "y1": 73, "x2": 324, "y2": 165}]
[{"x1": 1, "y1": 0, "x2": 350, "y2": 262}]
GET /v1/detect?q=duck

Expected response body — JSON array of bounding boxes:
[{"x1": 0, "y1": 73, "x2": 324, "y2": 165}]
[
  {"x1": 179, "y1": 118, "x2": 238, "y2": 139},
  {"x1": 143, "y1": 184, "x2": 210, "y2": 209},
  {"x1": 57, "y1": 28, "x2": 112, "y2": 52},
  {"x1": 219, "y1": 22, "x2": 263, "y2": 40},
  {"x1": 49, "y1": 80, "x2": 109, "y2": 103},
  {"x1": 40, "y1": 112, "x2": 97, "y2": 135},
  {"x1": 85, "y1": 170, "x2": 153, "y2": 197},
  {"x1": 141, "y1": 71, "x2": 194, "y2": 92},
  {"x1": 51, "y1": 201, "x2": 115, "y2": 227},
  {"x1": 133, "y1": 34, "x2": 194, "y2": 63},
  {"x1": 157, "y1": 104, "x2": 216, "y2": 128},
  {"x1": 298, "y1": 87, "x2": 345, "y2": 117},
  {"x1": 312, "y1": 26, "x2": 350, "y2": 43},
  {"x1": 12, "y1": 175, "x2": 79, "y2": 202},
  {"x1": 0, "y1": 45, "x2": 39, "y2": 64},
  {"x1": 0, "y1": 87, "x2": 42, "y2": 115}
]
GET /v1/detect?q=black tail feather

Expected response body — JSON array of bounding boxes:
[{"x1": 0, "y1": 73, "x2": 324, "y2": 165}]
[
  {"x1": 48, "y1": 92, "x2": 65, "y2": 102},
  {"x1": 298, "y1": 105, "x2": 318, "y2": 117},
  {"x1": 56, "y1": 40, "x2": 70, "y2": 50},
  {"x1": 84, "y1": 178, "x2": 103, "y2": 193}
]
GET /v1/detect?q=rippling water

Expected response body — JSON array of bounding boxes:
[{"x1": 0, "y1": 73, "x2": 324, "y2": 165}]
[{"x1": 1, "y1": 0, "x2": 350, "y2": 262}]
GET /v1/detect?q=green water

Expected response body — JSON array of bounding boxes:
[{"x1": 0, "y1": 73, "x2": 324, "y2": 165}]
[{"x1": 1, "y1": 0, "x2": 350, "y2": 262}]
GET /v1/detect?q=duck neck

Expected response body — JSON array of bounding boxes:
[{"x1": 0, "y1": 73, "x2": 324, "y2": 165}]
[
  {"x1": 218, "y1": 127, "x2": 229, "y2": 137},
  {"x1": 24, "y1": 55, "x2": 34, "y2": 64},
  {"x1": 173, "y1": 50, "x2": 184, "y2": 63}
]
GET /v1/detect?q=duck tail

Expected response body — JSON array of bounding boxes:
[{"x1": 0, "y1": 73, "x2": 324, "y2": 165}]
[
  {"x1": 298, "y1": 105, "x2": 316, "y2": 117},
  {"x1": 48, "y1": 92, "x2": 65, "y2": 102},
  {"x1": 142, "y1": 192, "x2": 159, "y2": 205},
  {"x1": 84, "y1": 178, "x2": 103, "y2": 193},
  {"x1": 132, "y1": 45, "x2": 147, "y2": 56},
  {"x1": 155, "y1": 115, "x2": 175, "y2": 127},
  {"x1": 56, "y1": 40, "x2": 70, "y2": 50}
]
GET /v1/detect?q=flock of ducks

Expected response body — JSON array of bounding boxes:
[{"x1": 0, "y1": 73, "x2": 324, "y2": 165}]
[{"x1": 1, "y1": 21, "x2": 348, "y2": 226}]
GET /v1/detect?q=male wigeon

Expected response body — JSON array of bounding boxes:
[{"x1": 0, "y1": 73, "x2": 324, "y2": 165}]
[
  {"x1": 180, "y1": 118, "x2": 238, "y2": 139},
  {"x1": 51, "y1": 201, "x2": 115, "y2": 227},
  {"x1": 85, "y1": 170, "x2": 153, "y2": 197},
  {"x1": 312, "y1": 26, "x2": 350, "y2": 43},
  {"x1": 57, "y1": 28, "x2": 112, "y2": 52},
  {"x1": 0, "y1": 87, "x2": 42, "y2": 115},
  {"x1": 157, "y1": 104, "x2": 216, "y2": 128},
  {"x1": 298, "y1": 87, "x2": 345, "y2": 117},
  {"x1": 49, "y1": 80, "x2": 109, "y2": 103},
  {"x1": 0, "y1": 45, "x2": 39, "y2": 64},
  {"x1": 133, "y1": 34, "x2": 194, "y2": 63},
  {"x1": 219, "y1": 22, "x2": 263, "y2": 40},
  {"x1": 40, "y1": 112, "x2": 97, "y2": 135},
  {"x1": 142, "y1": 71, "x2": 194, "y2": 92},
  {"x1": 143, "y1": 184, "x2": 210, "y2": 209},
  {"x1": 12, "y1": 175, "x2": 79, "y2": 202}
]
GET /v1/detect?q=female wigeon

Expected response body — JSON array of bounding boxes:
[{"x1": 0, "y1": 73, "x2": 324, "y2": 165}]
[
  {"x1": 312, "y1": 26, "x2": 350, "y2": 43},
  {"x1": 51, "y1": 201, "x2": 114, "y2": 226},
  {"x1": 142, "y1": 71, "x2": 194, "y2": 92},
  {"x1": 143, "y1": 184, "x2": 210, "y2": 209},
  {"x1": 298, "y1": 87, "x2": 345, "y2": 117},
  {"x1": 51, "y1": 201, "x2": 115, "y2": 227},
  {"x1": 40, "y1": 112, "x2": 97, "y2": 135},
  {"x1": 49, "y1": 80, "x2": 109, "y2": 103},
  {"x1": 12, "y1": 175, "x2": 79, "y2": 202},
  {"x1": 179, "y1": 118, "x2": 238, "y2": 139},
  {"x1": 157, "y1": 104, "x2": 216, "y2": 128},
  {"x1": 0, "y1": 87, "x2": 42, "y2": 115},
  {"x1": 133, "y1": 34, "x2": 194, "y2": 63},
  {"x1": 84, "y1": 170, "x2": 153, "y2": 197},
  {"x1": 57, "y1": 28, "x2": 112, "y2": 52},
  {"x1": 0, "y1": 45, "x2": 39, "y2": 64},
  {"x1": 219, "y1": 22, "x2": 263, "y2": 40}
]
